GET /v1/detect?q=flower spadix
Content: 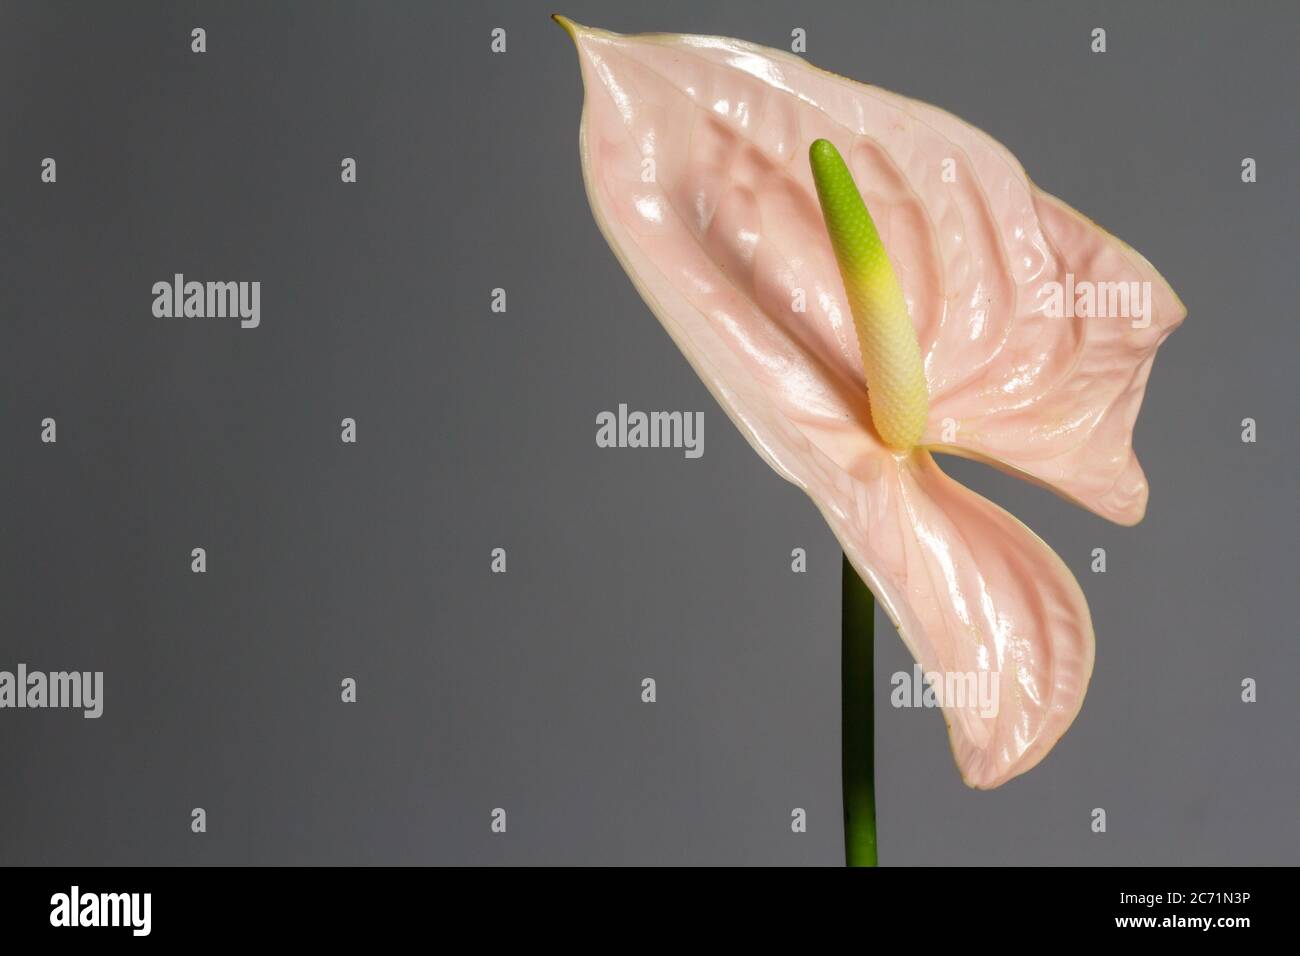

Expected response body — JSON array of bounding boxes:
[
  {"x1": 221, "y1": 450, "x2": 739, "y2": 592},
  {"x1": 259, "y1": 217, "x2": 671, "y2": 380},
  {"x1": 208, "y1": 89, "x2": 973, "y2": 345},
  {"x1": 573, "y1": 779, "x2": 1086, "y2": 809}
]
[
  {"x1": 809, "y1": 139, "x2": 928, "y2": 451},
  {"x1": 559, "y1": 19, "x2": 1185, "y2": 787}
]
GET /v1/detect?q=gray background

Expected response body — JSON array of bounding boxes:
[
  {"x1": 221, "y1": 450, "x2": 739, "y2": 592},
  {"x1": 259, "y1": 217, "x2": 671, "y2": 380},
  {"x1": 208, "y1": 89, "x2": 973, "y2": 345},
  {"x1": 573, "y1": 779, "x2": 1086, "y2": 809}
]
[{"x1": 1, "y1": 0, "x2": 1296, "y2": 865}]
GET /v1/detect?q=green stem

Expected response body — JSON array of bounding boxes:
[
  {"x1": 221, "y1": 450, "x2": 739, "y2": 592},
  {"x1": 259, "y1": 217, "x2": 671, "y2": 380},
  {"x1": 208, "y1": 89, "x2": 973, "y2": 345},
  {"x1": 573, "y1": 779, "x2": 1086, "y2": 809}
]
[{"x1": 841, "y1": 553, "x2": 878, "y2": 867}]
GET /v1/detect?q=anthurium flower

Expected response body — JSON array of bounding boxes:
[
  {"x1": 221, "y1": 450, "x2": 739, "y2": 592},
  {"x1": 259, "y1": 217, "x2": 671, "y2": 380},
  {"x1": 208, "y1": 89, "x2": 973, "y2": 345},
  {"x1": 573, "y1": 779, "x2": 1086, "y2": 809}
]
[{"x1": 557, "y1": 19, "x2": 1185, "y2": 787}]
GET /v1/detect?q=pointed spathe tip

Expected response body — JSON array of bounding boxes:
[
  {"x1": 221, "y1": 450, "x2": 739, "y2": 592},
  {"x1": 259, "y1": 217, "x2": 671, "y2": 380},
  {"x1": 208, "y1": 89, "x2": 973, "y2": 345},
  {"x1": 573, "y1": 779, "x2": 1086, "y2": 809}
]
[{"x1": 551, "y1": 14, "x2": 582, "y2": 40}]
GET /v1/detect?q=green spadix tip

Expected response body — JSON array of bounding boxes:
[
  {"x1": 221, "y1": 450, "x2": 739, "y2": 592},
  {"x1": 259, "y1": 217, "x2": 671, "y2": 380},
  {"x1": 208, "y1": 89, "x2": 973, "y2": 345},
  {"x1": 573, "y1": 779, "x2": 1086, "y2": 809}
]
[
  {"x1": 809, "y1": 138, "x2": 842, "y2": 170},
  {"x1": 808, "y1": 138, "x2": 889, "y2": 274}
]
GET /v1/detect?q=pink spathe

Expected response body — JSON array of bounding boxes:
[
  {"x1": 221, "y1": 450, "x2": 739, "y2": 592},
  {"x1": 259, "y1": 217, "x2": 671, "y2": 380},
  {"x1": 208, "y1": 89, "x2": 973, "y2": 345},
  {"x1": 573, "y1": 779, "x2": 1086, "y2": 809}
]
[{"x1": 562, "y1": 22, "x2": 1185, "y2": 788}]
